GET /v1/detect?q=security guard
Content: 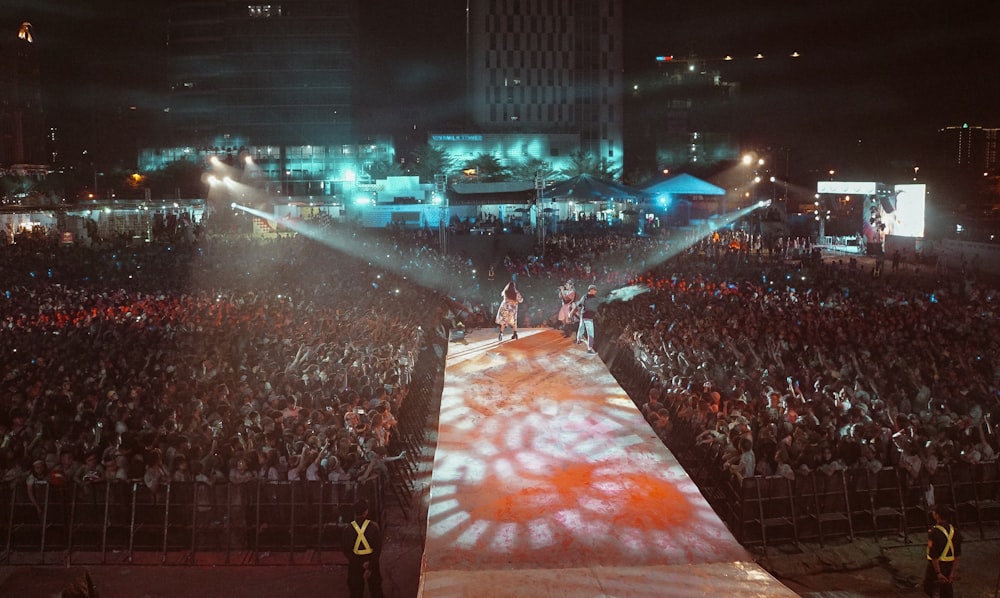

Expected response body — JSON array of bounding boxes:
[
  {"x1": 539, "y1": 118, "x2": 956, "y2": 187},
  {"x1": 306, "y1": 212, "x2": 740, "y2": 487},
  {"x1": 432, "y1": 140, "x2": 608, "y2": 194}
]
[
  {"x1": 341, "y1": 499, "x2": 383, "y2": 598},
  {"x1": 924, "y1": 505, "x2": 961, "y2": 598}
]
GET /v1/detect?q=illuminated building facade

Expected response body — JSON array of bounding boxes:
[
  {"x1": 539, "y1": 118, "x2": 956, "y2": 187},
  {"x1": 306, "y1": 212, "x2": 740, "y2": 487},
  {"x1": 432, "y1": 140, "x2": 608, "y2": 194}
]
[
  {"x1": 937, "y1": 123, "x2": 999, "y2": 175},
  {"x1": 465, "y1": 0, "x2": 623, "y2": 171},
  {"x1": 627, "y1": 56, "x2": 740, "y2": 174},
  {"x1": 0, "y1": 21, "x2": 46, "y2": 169},
  {"x1": 150, "y1": 1, "x2": 362, "y2": 197}
]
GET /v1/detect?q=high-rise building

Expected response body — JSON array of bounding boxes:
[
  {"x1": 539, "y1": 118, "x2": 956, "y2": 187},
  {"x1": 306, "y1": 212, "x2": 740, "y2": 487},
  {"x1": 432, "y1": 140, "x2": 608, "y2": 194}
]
[
  {"x1": 0, "y1": 21, "x2": 46, "y2": 169},
  {"x1": 167, "y1": 1, "x2": 357, "y2": 146},
  {"x1": 937, "y1": 123, "x2": 999, "y2": 175},
  {"x1": 465, "y1": 0, "x2": 623, "y2": 171},
  {"x1": 150, "y1": 1, "x2": 361, "y2": 196},
  {"x1": 628, "y1": 55, "x2": 740, "y2": 174}
]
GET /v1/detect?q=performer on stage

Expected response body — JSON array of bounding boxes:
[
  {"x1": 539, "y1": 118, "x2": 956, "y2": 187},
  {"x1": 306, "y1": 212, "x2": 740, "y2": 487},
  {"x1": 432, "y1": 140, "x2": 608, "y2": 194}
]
[
  {"x1": 496, "y1": 280, "x2": 523, "y2": 342},
  {"x1": 556, "y1": 279, "x2": 578, "y2": 337},
  {"x1": 575, "y1": 284, "x2": 600, "y2": 354}
]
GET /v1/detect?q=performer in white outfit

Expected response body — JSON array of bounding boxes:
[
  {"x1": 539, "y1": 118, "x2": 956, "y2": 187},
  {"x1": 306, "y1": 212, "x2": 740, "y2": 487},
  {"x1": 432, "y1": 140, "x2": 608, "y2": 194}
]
[
  {"x1": 495, "y1": 280, "x2": 523, "y2": 341},
  {"x1": 556, "y1": 279, "x2": 578, "y2": 337}
]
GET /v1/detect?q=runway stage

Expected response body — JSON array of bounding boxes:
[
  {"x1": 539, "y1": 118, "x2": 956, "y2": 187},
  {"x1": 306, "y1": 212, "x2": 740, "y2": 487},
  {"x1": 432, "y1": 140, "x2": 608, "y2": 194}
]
[{"x1": 418, "y1": 328, "x2": 797, "y2": 597}]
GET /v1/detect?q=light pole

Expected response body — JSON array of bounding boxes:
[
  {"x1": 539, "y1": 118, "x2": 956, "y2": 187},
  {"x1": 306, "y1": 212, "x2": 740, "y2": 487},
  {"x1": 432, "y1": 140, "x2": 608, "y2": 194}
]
[
  {"x1": 739, "y1": 153, "x2": 765, "y2": 215},
  {"x1": 534, "y1": 166, "x2": 547, "y2": 253},
  {"x1": 815, "y1": 194, "x2": 830, "y2": 243},
  {"x1": 435, "y1": 173, "x2": 448, "y2": 254}
]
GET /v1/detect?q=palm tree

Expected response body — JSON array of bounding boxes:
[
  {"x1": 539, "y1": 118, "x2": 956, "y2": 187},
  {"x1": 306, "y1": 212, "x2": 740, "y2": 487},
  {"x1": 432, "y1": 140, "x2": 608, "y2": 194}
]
[
  {"x1": 0, "y1": 174, "x2": 33, "y2": 203},
  {"x1": 462, "y1": 153, "x2": 510, "y2": 182},
  {"x1": 560, "y1": 149, "x2": 621, "y2": 180},
  {"x1": 510, "y1": 157, "x2": 557, "y2": 183},
  {"x1": 367, "y1": 159, "x2": 405, "y2": 181},
  {"x1": 406, "y1": 144, "x2": 454, "y2": 183}
]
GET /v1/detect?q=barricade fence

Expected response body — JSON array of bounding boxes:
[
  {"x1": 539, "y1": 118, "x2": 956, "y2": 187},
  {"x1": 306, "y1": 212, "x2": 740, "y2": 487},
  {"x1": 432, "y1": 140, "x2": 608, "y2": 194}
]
[
  {"x1": 671, "y1": 410, "x2": 1000, "y2": 548},
  {"x1": 0, "y1": 310, "x2": 449, "y2": 567},
  {"x1": 601, "y1": 326, "x2": 1000, "y2": 549},
  {"x1": 0, "y1": 478, "x2": 381, "y2": 565},
  {"x1": 381, "y1": 335, "x2": 447, "y2": 517}
]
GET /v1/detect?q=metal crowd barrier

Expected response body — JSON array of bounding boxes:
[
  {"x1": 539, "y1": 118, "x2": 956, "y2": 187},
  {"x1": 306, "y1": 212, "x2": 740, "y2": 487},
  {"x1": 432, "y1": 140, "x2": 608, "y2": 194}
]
[
  {"x1": 601, "y1": 326, "x2": 1000, "y2": 549},
  {"x1": 0, "y1": 315, "x2": 451, "y2": 566},
  {"x1": 0, "y1": 478, "x2": 381, "y2": 566},
  {"x1": 383, "y1": 336, "x2": 446, "y2": 518}
]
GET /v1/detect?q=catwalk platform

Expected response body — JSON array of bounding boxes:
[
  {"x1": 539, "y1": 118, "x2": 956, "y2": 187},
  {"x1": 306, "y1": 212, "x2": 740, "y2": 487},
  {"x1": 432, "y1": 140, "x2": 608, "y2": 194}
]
[{"x1": 417, "y1": 328, "x2": 797, "y2": 597}]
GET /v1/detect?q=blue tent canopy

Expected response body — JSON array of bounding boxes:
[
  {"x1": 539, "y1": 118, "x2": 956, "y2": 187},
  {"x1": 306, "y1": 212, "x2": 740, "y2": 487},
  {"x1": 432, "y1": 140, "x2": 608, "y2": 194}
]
[
  {"x1": 643, "y1": 173, "x2": 725, "y2": 197},
  {"x1": 544, "y1": 174, "x2": 645, "y2": 201}
]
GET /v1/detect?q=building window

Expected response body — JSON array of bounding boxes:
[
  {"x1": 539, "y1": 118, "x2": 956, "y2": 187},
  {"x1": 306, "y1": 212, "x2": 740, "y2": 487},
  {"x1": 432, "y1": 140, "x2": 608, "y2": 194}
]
[{"x1": 248, "y1": 4, "x2": 282, "y2": 18}]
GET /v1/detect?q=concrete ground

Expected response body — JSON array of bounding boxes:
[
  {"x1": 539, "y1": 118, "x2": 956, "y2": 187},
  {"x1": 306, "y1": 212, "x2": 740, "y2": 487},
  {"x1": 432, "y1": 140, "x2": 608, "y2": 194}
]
[{"x1": 764, "y1": 534, "x2": 1000, "y2": 598}]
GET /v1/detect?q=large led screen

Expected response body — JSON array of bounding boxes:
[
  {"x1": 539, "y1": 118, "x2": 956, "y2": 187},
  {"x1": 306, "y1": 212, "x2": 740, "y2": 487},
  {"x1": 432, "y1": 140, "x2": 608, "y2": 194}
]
[{"x1": 892, "y1": 184, "x2": 926, "y2": 238}]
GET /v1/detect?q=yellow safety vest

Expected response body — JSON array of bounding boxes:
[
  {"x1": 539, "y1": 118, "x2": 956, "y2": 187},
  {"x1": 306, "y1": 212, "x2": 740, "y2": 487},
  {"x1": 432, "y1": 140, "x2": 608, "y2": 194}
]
[
  {"x1": 351, "y1": 520, "x2": 373, "y2": 555},
  {"x1": 926, "y1": 524, "x2": 955, "y2": 561}
]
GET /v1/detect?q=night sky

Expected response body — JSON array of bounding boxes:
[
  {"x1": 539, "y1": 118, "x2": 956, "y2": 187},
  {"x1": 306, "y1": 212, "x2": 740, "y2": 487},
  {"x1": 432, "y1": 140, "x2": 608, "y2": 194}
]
[
  {"x1": 4, "y1": 0, "x2": 998, "y2": 179},
  {"x1": 622, "y1": 1, "x2": 1000, "y2": 177}
]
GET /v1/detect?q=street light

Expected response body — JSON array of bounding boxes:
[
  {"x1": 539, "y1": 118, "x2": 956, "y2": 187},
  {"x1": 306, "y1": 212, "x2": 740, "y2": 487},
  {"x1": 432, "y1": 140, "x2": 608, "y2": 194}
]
[
  {"x1": 534, "y1": 164, "x2": 549, "y2": 247},
  {"x1": 434, "y1": 173, "x2": 448, "y2": 253},
  {"x1": 814, "y1": 194, "x2": 831, "y2": 242}
]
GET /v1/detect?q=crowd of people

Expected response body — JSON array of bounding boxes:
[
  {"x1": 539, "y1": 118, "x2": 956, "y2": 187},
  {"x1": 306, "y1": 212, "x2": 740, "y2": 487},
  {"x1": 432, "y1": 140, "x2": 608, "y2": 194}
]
[
  {"x1": 0, "y1": 221, "x2": 456, "y2": 521},
  {"x1": 462, "y1": 224, "x2": 998, "y2": 508},
  {"x1": 3, "y1": 211, "x2": 998, "y2": 553},
  {"x1": 597, "y1": 231, "x2": 999, "y2": 503}
]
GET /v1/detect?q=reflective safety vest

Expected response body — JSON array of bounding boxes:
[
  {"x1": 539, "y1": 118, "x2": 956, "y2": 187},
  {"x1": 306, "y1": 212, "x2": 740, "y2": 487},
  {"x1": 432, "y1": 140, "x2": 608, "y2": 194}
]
[
  {"x1": 926, "y1": 524, "x2": 955, "y2": 561},
  {"x1": 351, "y1": 520, "x2": 374, "y2": 555}
]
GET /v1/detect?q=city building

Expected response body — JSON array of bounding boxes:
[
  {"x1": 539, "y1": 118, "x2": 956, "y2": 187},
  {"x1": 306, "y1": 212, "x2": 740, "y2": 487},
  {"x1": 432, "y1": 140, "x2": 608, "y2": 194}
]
[
  {"x1": 0, "y1": 21, "x2": 47, "y2": 171},
  {"x1": 627, "y1": 55, "x2": 741, "y2": 175},
  {"x1": 937, "y1": 123, "x2": 999, "y2": 175},
  {"x1": 141, "y1": 1, "x2": 367, "y2": 199},
  {"x1": 445, "y1": 0, "x2": 624, "y2": 174}
]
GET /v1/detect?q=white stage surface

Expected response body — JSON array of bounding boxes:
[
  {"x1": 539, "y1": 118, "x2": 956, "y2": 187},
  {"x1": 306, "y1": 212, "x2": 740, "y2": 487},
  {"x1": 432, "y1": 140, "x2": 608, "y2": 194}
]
[{"x1": 418, "y1": 328, "x2": 797, "y2": 597}]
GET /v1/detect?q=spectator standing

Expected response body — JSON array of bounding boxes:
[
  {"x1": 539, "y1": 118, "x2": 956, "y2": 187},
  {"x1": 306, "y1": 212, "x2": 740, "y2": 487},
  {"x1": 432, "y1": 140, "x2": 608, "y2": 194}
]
[{"x1": 26, "y1": 459, "x2": 48, "y2": 519}]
